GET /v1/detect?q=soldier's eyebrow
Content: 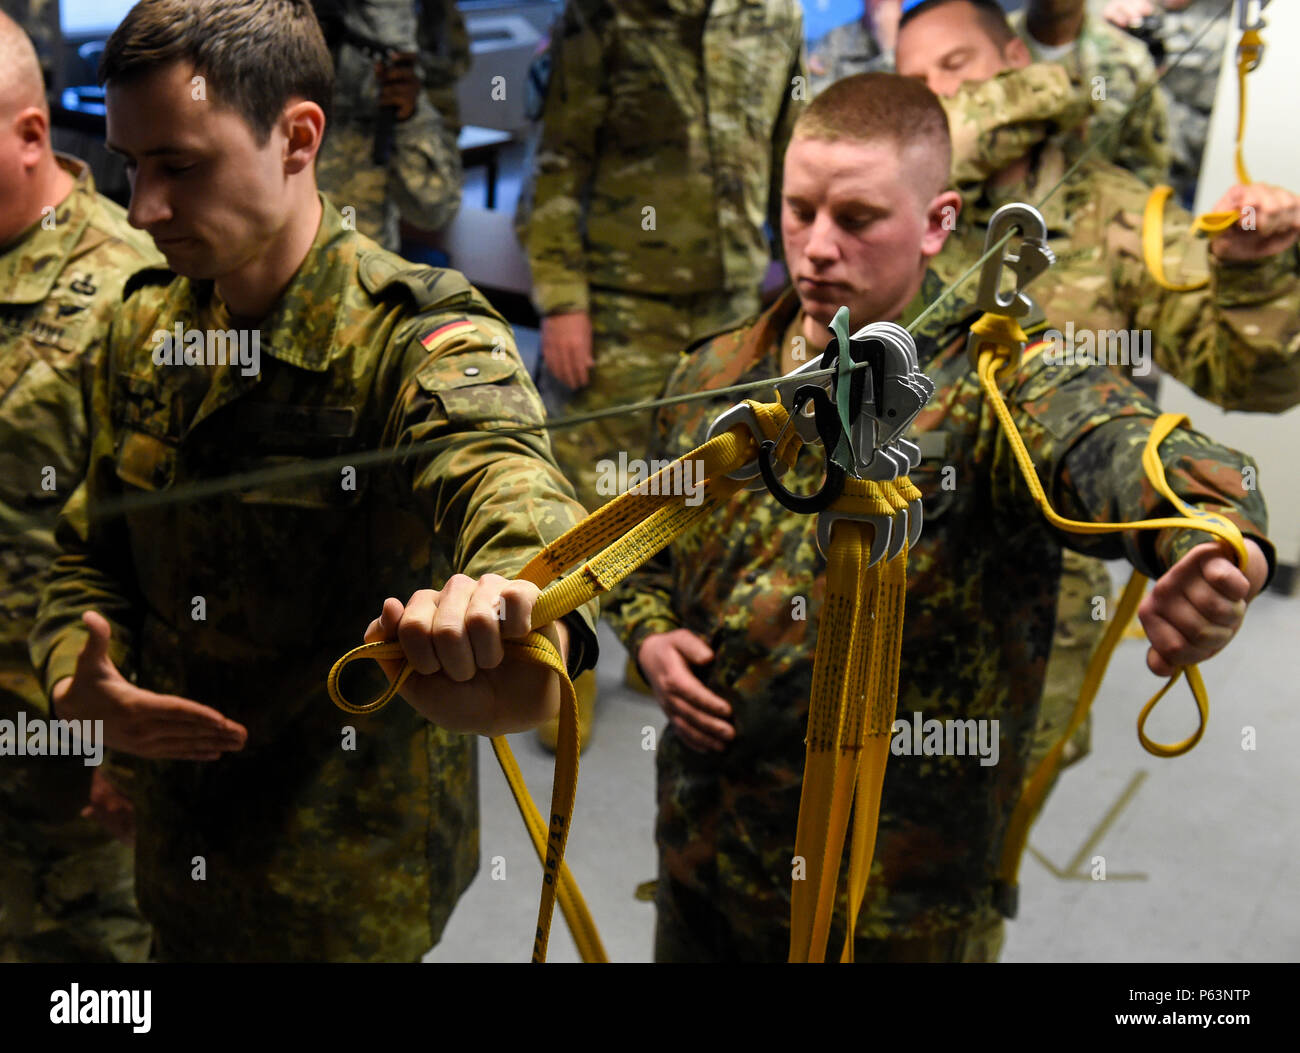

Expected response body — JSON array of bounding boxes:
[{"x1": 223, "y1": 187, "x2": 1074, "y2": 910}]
[{"x1": 104, "y1": 141, "x2": 195, "y2": 161}]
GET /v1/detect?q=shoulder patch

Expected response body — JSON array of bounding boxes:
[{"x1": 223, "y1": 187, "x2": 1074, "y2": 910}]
[
  {"x1": 419, "y1": 317, "x2": 479, "y2": 353},
  {"x1": 358, "y1": 252, "x2": 474, "y2": 310},
  {"x1": 122, "y1": 265, "x2": 178, "y2": 301}
]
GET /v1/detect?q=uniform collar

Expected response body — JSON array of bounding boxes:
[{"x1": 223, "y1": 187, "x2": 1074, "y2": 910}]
[
  {"x1": 963, "y1": 139, "x2": 1073, "y2": 238},
  {"x1": 202, "y1": 195, "x2": 354, "y2": 374},
  {"x1": 0, "y1": 154, "x2": 97, "y2": 306}
]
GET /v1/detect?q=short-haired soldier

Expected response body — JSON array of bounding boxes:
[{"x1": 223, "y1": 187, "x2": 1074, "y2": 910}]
[
  {"x1": 29, "y1": 0, "x2": 598, "y2": 962},
  {"x1": 606, "y1": 73, "x2": 1273, "y2": 961},
  {"x1": 0, "y1": 11, "x2": 159, "y2": 963}
]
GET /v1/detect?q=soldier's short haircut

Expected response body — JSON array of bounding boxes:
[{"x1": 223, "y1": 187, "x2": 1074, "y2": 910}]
[
  {"x1": 899, "y1": 0, "x2": 1016, "y2": 48},
  {"x1": 0, "y1": 11, "x2": 49, "y2": 115},
  {"x1": 792, "y1": 73, "x2": 952, "y2": 196},
  {"x1": 99, "y1": 0, "x2": 333, "y2": 143}
]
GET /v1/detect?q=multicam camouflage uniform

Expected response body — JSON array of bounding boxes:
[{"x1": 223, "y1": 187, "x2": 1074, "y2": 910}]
[
  {"x1": 0, "y1": 156, "x2": 158, "y2": 962},
  {"x1": 604, "y1": 276, "x2": 1273, "y2": 961},
  {"x1": 808, "y1": 14, "x2": 893, "y2": 96},
  {"x1": 1151, "y1": 0, "x2": 1232, "y2": 207},
  {"x1": 1009, "y1": 8, "x2": 1171, "y2": 187},
  {"x1": 516, "y1": 0, "x2": 806, "y2": 511},
  {"x1": 315, "y1": 0, "x2": 467, "y2": 251},
  {"x1": 28, "y1": 196, "x2": 599, "y2": 962},
  {"x1": 6, "y1": 0, "x2": 61, "y2": 93},
  {"x1": 935, "y1": 64, "x2": 1300, "y2": 770}
]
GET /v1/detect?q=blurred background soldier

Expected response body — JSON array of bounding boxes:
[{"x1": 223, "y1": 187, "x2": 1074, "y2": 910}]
[
  {"x1": 3, "y1": 0, "x2": 61, "y2": 95},
  {"x1": 1104, "y1": 0, "x2": 1232, "y2": 207},
  {"x1": 1007, "y1": 0, "x2": 1170, "y2": 186},
  {"x1": 897, "y1": 0, "x2": 1300, "y2": 778},
  {"x1": 313, "y1": 0, "x2": 467, "y2": 253},
  {"x1": 516, "y1": 0, "x2": 808, "y2": 750},
  {"x1": 808, "y1": 0, "x2": 901, "y2": 94},
  {"x1": 0, "y1": 11, "x2": 157, "y2": 962}
]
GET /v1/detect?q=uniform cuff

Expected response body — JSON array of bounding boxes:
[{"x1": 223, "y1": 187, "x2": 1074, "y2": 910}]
[
  {"x1": 1212, "y1": 244, "x2": 1300, "y2": 303},
  {"x1": 1154, "y1": 526, "x2": 1276, "y2": 588},
  {"x1": 532, "y1": 279, "x2": 590, "y2": 318}
]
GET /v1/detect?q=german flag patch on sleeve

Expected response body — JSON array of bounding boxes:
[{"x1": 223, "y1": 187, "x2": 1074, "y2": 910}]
[{"x1": 420, "y1": 318, "x2": 477, "y2": 353}]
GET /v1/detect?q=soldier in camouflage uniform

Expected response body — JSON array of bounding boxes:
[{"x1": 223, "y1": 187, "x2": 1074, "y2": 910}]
[
  {"x1": 27, "y1": 0, "x2": 598, "y2": 963},
  {"x1": 807, "y1": 1, "x2": 899, "y2": 95},
  {"x1": 1008, "y1": 0, "x2": 1171, "y2": 186},
  {"x1": 517, "y1": 0, "x2": 807, "y2": 514},
  {"x1": 1104, "y1": 0, "x2": 1232, "y2": 207},
  {"x1": 899, "y1": 4, "x2": 1300, "y2": 773},
  {"x1": 314, "y1": 0, "x2": 467, "y2": 252},
  {"x1": 605, "y1": 73, "x2": 1274, "y2": 961},
  {"x1": 0, "y1": 13, "x2": 157, "y2": 962},
  {"x1": 3, "y1": 0, "x2": 61, "y2": 95}
]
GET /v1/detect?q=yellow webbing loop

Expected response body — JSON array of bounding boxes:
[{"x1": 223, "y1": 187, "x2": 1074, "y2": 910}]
[
  {"x1": 1142, "y1": 27, "x2": 1260, "y2": 291},
  {"x1": 976, "y1": 325, "x2": 1252, "y2": 899},
  {"x1": 789, "y1": 477, "x2": 910, "y2": 962},
  {"x1": 327, "y1": 408, "x2": 800, "y2": 961}
]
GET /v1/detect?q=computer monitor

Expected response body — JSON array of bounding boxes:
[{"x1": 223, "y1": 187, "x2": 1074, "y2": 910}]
[{"x1": 61, "y1": 0, "x2": 138, "y2": 37}]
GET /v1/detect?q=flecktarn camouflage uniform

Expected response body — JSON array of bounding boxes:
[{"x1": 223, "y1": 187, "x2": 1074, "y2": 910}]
[
  {"x1": 28, "y1": 196, "x2": 599, "y2": 962},
  {"x1": 936, "y1": 64, "x2": 1300, "y2": 770},
  {"x1": 605, "y1": 275, "x2": 1273, "y2": 961}
]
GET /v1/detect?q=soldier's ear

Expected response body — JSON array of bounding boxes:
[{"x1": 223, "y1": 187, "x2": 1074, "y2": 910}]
[
  {"x1": 920, "y1": 189, "x2": 962, "y2": 259},
  {"x1": 281, "y1": 99, "x2": 325, "y2": 176},
  {"x1": 1002, "y1": 35, "x2": 1031, "y2": 71}
]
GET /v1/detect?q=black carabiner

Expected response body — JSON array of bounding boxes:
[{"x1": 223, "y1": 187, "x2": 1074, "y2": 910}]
[{"x1": 757, "y1": 385, "x2": 847, "y2": 514}]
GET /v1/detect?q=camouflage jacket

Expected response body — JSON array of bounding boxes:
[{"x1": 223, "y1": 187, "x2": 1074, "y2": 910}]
[
  {"x1": 28, "y1": 197, "x2": 599, "y2": 962},
  {"x1": 517, "y1": 0, "x2": 807, "y2": 315},
  {"x1": 1009, "y1": 8, "x2": 1171, "y2": 187},
  {"x1": 934, "y1": 67, "x2": 1300, "y2": 414},
  {"x1": 315, "y1": 0, "x2": 465, "y2": 250},
  {"x1": 604, "y1": 281, "x2": 1272, "y2": 940},
  {"x1": 0, "y1": 156, "x2": 160, "y2": 713},
  {"x1": 807, "y1": 16, "x2": 892, "y2": 96}
]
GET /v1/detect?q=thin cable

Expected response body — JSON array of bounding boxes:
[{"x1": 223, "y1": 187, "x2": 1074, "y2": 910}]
[{"x1": 93, "y1": 1, "x2": 1241, "y2": 520}]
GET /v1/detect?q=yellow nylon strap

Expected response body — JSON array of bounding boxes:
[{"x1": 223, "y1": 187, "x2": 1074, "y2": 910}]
[
  {"x1": 978, "y1": 329, "x2": 1252, "y2": 898},
  {"x1": 995, "y1": 567, "x2": 1148, "y2": 891},
  {"x1": 789, "y1": 516, "x2": 875, "y2": 963},
  {"x1": 327, "y1": 412, "x2": 796, "y2": 960},
  {"x1": 789, "y1": 474, "x2": 911, "y2": 963},
  {"x1": 840, "y1": 542, "x2": 908, "y2": 962},
  {"x1": 967, "y1": 311, "x2": 1029, "y2": 385},
  {"x1": 1142, "y1": 28, "x2": 1260, "y2": 291}
]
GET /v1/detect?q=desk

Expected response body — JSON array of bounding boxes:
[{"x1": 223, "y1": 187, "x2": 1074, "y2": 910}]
[{"x1": 457, "y1": 125, "x2": 514, "y2": 209}]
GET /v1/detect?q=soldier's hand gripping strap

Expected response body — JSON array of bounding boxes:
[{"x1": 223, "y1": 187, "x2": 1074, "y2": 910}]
[
  {"x1": 1141, "y1": 13, "x2": 1265, "y2": 291},
  {"x1": 976, "y1": 326, "x2": 1251, "y2": 908},
  {"x1": 327, "y1": 408, "x2": 800, "y2": 961}
]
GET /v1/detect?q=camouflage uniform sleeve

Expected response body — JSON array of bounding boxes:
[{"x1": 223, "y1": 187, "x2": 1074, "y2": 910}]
[
  {"x1": 388, "y1": 92, "x2": 464, "y2": 233},
  {"x1": 601, "y1": 352, "x2": 693, "y2": 657},
  {"x1": 385, "y1": 306, "x2": 599, "y2": 676},
  {"x1": 1117, "y1": 182, "x2": 1300, "y2": 413},
  {"x1": 1003, "y1": 351, "x2": 1274, "y2": 583},
  {"x1": 1109, "y1": 61, "x2": 1171, "y2": 189},
  {"x1": 942, "y1": 64, "x2": 1085, "y2": 191},
  {"x1": 518, "y1": 0, "x2": 610, "y2": 317},
  {"x1": 418, "y1": 0, "x2": 471, "y2": 133},
  {"x1": 29, "y1": 330, "x2": 145, "y2": 705}
]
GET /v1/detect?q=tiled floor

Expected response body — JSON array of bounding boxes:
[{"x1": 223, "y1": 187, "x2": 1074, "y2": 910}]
[{"x1": 427, "y1": 564, "x2": 1299, "y2": 963}]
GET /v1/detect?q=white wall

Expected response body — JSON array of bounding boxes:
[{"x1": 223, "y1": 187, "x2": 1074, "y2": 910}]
[{"x1": 1158, "y1": 1, "x2": 1300, "y2": 577}]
